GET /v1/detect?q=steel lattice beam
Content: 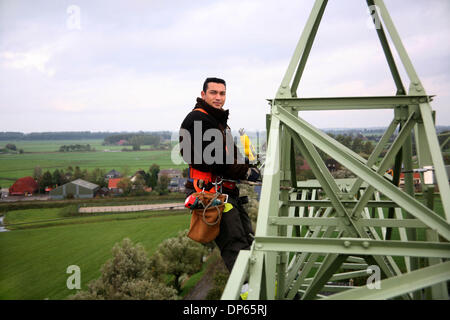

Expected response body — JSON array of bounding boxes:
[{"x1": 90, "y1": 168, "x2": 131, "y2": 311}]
[{"x1": 222, "y1": 0, "x2": 450, "y2": 300}]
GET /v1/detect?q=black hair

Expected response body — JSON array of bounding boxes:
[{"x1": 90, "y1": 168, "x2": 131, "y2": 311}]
[{"x1": 203, "y1": 77, "x2": 226, "y2": 92}]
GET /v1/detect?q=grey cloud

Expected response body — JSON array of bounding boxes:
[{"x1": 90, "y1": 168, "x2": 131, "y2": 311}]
[{"x1": 0, "y1": 0, "x2": 449, "y2": 131}]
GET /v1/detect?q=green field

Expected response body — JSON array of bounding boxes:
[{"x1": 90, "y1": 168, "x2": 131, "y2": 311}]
[
  {"x1": 2, "y1": 206, "x2": 186, "y2": 230},
  {"x1": 0, "y1": 139, "x2": 185, "y2": 187},
  {"x1": 0, "y1": 139, "x2": 199, "y2": 300},
  {"x1": 0, "y1": 211, "x2": 191, "y2": 300},
  {"x1": 1, "y1": 139, "x2": 112, "y2": 153}
]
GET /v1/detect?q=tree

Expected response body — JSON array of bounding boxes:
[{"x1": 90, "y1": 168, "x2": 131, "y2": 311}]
[
  {"x1": 5, "y1": 143, "x2": 16, "y2": 151},
  {"x1": 158, "y1": 174, "x2": 170, "y2": 194},
  {"x1": 132, "y1": 173, "x2": 146, "y2": 192},
  {"x1": 73, "y1": 166, "x2": 83, "y2": 180},
  {"x1": 335, "y1": 134, "x2": 345, "y2": 146},
  {"x1": 142, "y1": 171, "x2": 151, "y2": 187},
  {"x1": 69, "y1": 238, "x2": 178, "y2": 300},
  {"x1": 65, "y1": 167, "x2": 73, "y2": 181},
  {"x1": 342, "y1": 135, "x2": 353, "y2": 149},
  {"x1": 33, "y1": 166, "x2": 42, "y2": 181},
  {"x1": 148, "y1": 164, "x2": 160, "y2": 188},
  {"x1": 332, "y1": 168, "x2": 356, "y2": 179},
  {"x1": 444, "y1": 154, "x2": 450, "y2": 165},
  {"x1": 154, "y1": 230, "x2": 206, "y2": 293},
  {"x1": 352, "y1": 136, "x2": 364, "y2": 154},
  {"x1": 40, "y1": 170, "x2": 53, "y2": 192},
  {"x1": 87, "y1": 168, "x2": 107, "y2": 188},
  {"x1": 182, "y1": 167, "x2": 189, "y2": 178},
  {"x1": 81, "y1": 169, "x2": 88, "y2": 180},
  {"x1": 117, "y1": 177, "x2": 132, "y2": 195},
  {"x1": 52, "y1": 169, "x2": 63, "y2": 186},
  {"x1": 206, "y1": 256, "x2": 230, "y2": 300},
  {"x1": 239, "y1": 184, "x2": 260, "y2": 228},
  {"x1": 362, "y1": 140, "x2": 374, "y2": 156},
  {"x1": 130, "y1": 136, "x2": 141, "y2": 151}
]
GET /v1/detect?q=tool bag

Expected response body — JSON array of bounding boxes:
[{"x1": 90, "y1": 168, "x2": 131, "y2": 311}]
[{"x1": 187, "y1": 192, "x2": 228, "y2": 244}]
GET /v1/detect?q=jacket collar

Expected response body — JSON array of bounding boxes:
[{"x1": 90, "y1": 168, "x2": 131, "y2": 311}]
[{"x1": 195, "y1": 97, "x2": 229, "y2": 126}]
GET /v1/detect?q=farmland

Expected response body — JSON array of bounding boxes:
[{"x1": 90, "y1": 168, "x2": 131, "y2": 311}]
[
  {"x1": 0, "y1": 211, "x2": 191, "y2": 300},
  {"x1": 0, "y1": 139, "x2": 185, "y2": 187},
  {"x1": 0, "y1": 138, "x2": 197, "y2": 300}
]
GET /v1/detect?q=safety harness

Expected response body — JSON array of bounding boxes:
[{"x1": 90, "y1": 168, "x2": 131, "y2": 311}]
[{"x1": 187, "y1": 108, "x2": 236, "y2": 193}]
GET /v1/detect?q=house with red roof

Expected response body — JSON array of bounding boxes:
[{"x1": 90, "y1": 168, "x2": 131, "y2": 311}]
[
  {"x1": 9, "y1": 176, "x2": 39, "y2": 196},
  {"x1": 108, "y1": 178, "x2": 123, "y2": 194}
]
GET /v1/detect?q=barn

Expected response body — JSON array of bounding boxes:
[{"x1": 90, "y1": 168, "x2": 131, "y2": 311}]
[
  {"x1": 9, "y1": 176, "x2": 39, "y2": 196},
  {"x1": 50, "y1": 179, "x2": 99, "y2": 200}
]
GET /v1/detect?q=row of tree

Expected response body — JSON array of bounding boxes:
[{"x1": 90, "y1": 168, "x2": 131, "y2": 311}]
[
  {"x1": 115, "y1": 165, "x2": 171, "y2": 196},
  {"x1": 0, "y1": 131, "x2": 174, "y2": 141},
  {"x1": 295, "y1": 133, "x2": 375, "y2": 181},
  {"x1": 103, "y1": 133, "x2": 161, "y2": 148},
  {"x1": 33, "y1": 166, "x2": 108, "y2": 192},
  {"x1": 59, "y1": 144, "x2": 95, "y2": 152},
  {"x1": 327, "y1": 133, "x2": 375, "y2": 156},
  {"x1": 1, "y1": 127, "x2": 447, "y2": 142},
  {"x1": 0, "y1": 131, "x2": 111, "y2": 141},
  {"x1": 32, "y1": 164, "x2": 180, "y2": 196},
  {"x1": 0, "y1": 143, "x2": 24, "y2": 154}
]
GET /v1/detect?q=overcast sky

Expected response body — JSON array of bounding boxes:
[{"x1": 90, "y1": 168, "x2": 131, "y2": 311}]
[{"x1": 1, "y1": 0, "x2": 449, "y2": 133}]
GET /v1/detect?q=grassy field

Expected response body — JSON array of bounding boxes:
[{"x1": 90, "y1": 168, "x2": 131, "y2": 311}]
[
  {"x1": 2, "y1": 206, "x2": 187, "y2": 230},
  {"x1": 0, "y1": 139, "x2": 113, "y2": 153},
  {"x1": 0, "y1": 211, "x2": 191, "y2": 300},
  {"x1": 0, "y1": 139, "x2": 186, "y2": 186},
  {"x1": 0, "y1": 139, "x2": 200, "y2": 300}
]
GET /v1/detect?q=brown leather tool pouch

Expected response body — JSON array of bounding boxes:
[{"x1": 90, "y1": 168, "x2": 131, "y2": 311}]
[{"x1": 187, "y1": 192, "x2": 227, "y2": 244}]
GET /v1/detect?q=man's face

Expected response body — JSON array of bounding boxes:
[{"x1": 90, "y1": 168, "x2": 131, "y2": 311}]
[{"x1": 201, "y1": 82, "x2": 226, "y2": 109}]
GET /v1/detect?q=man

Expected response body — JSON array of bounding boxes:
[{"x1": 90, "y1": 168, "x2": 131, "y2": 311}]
[{"x1": 179, "y1": 77, "x2": 260, "y2": 272}]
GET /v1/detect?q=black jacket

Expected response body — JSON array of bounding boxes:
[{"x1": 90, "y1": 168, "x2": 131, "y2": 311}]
[{"x1": 179, "y1": 98, "x2": 249, "y2": 181}]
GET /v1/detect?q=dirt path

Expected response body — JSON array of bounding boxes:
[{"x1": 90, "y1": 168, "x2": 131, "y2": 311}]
[
  {"x1": 79, "y1": 202, "x2": 184, "y2": 213},
  {"x1": 184, "y1": 253, "x2": 228, "y2": 300}
]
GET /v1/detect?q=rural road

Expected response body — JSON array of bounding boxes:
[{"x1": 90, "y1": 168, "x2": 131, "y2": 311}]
[{"x1": 79, "y1": 202, "x2": 185, "y2": 213}]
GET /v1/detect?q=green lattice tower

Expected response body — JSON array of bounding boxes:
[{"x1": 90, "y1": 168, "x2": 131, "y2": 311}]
[{"x1": 222, "y1": 0, "x2": 450, "y2": 300}]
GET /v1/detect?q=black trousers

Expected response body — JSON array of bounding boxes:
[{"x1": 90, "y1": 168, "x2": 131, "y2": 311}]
[{"x1": 213, "y1": 196, "x2": 254, "y2": 272}]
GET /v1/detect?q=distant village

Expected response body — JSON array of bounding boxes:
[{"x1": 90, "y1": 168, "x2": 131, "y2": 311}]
[{"x1": 1, "y1": 168, "x2": 187, "y2": 201}]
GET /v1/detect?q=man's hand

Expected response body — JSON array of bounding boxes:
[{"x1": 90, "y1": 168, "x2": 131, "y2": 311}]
[{"x1": 246, "y1": 167, "x2": 261, "y2": 182}]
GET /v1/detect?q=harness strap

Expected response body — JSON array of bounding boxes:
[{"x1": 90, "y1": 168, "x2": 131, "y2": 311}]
[{"x1": 194, "y1": 108, "x2": 208, "y2": 115}]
